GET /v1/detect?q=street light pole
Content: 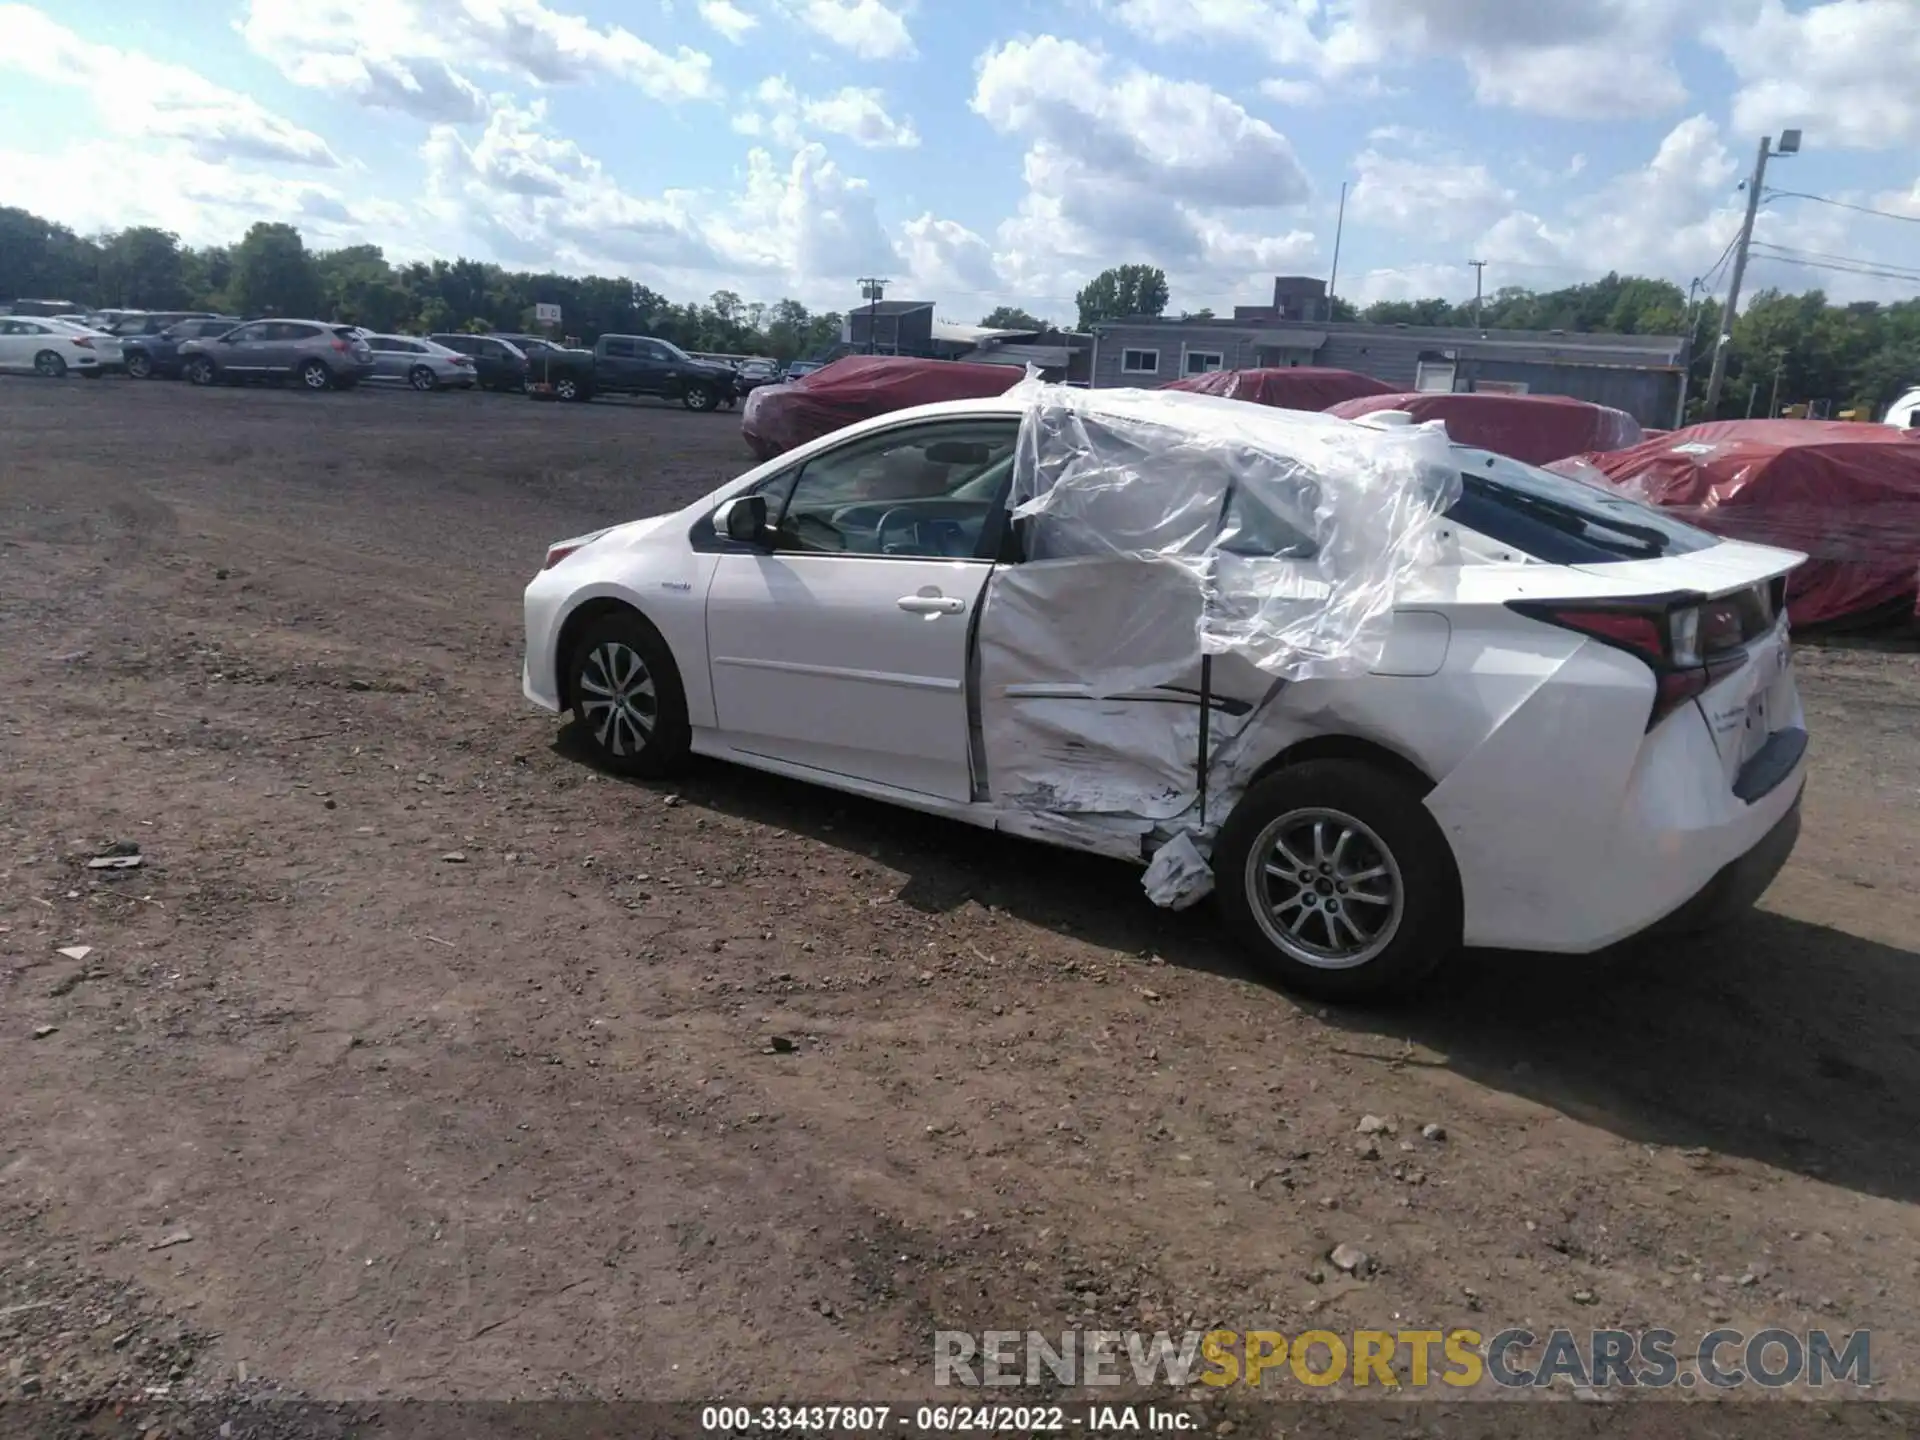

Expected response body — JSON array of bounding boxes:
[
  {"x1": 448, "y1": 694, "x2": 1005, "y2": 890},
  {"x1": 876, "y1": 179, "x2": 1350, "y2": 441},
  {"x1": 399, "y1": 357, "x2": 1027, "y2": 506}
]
[
  {"x1": 1468, "y1": 260, "x2": 1487, "y2": 331},
  {"x1": 1702, "y1": 130, "x2": 1801, "y2": 417}
]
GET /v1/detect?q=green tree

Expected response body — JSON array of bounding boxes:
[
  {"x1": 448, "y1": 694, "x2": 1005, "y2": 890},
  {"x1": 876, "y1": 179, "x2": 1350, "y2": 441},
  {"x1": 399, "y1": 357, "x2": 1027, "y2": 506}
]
[
  {"x1": 229, "y1": 222, "x2": 321, "y2": 317},
  {"x1": 980, "y1": 305, "x2": 1047, "y2": 331},
  {"x1": 98, "y1": 227, "x2": 189, "y2": 308},
  {"x1": 1074, "y1": 264, "x2": 1170, "y2": 328}
]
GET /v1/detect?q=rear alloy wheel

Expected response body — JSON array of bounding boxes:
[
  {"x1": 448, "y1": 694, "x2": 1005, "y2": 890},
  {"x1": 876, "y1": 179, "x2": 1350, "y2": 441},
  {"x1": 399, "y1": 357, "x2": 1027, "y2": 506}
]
[
  {"x1": 567, "y1": 612, "x2": 690, "y2": 778},
  {"x1": 299, "y1": 359, "x2": 333, "y2": 391},
  {"x1": 1213, "y1": 760, "x2": 1459, "y2": 1003},
  {"x1": 126, "y1": 351, "x2": 154, "y2": 379},
  {"x1": 408, "y1": 364, "x2": 437, "y2": 392},
  {"x1": 185, "y1": 357, "x2": 216, "y2": 386},
  {"x1": 681, "y1": 382, "x2": 718, "y2": 412},
  {"x1": 34, "y1": 350, "x2": 67, "y2": 379}
]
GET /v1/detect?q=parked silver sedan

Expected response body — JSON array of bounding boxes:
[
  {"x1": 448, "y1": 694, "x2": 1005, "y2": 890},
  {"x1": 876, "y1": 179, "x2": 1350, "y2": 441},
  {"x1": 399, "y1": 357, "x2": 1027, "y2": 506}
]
[{"x1": 361, "y1": 334, "x2": 477, "y2": 391}]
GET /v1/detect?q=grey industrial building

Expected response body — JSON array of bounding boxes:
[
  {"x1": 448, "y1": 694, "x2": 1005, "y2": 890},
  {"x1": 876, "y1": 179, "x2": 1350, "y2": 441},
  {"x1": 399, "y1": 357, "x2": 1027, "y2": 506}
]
[{"x1": 1089, "y1": 276, "x2": 1689, "y2": 426}]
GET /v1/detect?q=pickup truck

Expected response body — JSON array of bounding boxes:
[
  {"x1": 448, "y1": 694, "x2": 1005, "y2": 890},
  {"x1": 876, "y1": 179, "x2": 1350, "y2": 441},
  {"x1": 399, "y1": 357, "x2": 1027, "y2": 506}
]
[{"x1": 509, "y1": 332, "x2": 740, "y2": 411}]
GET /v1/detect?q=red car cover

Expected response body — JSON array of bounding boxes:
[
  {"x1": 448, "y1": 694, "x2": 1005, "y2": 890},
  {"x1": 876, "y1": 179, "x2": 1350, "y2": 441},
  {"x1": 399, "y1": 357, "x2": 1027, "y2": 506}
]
[
  {"x1": 741, "y1": 356, "x2": 1025, "y2": 459},
  {"x1": 1549, "y1": 420, "x2": 1920, "y2": 629},
  {"x1": 1326, "y1": 392, "x2": 1645, "y2": 466},
  {"x1": 1159, "y1": 367, "x2": 1396, "y2": 410}
]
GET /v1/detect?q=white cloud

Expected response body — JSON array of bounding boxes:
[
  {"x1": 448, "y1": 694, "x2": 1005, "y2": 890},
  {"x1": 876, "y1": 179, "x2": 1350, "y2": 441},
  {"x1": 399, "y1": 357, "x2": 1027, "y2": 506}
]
[
  {"x1": 237, "y1": 0, "x2": 721, "y2": 118},
  {"x1": 732, "y1": 77, "x2": 919, "y2": 149},
  {"x1": 972, "y1": 35, "x2": 1317, "y2": 306},
  {"x1": 0, "y1": 4, "x2": 340, "y2": 167},
  {"x1": 773, "y1": 0, "x2": 914, "y2": 59},
  {"x1": 0, "y1": 143, "x2": 396, "y2": 249},
  {"x1": 1104, "y1": 0, "x2": 1707, "y2": 119},
  {"x1": 697, "y1": 0, "x2": 759, "y2": 43},
  {"x1": 1348, "y1": 148, "x2": 1515, "y2": 241},
  {"x1": 711, "y1": 144, "x2": 899, "y2": 284},
  {"x1": 1713, "y1": 0, "x2": 1920, "y2": 148},
  {"x1": 423, "y1": 99, "x2": 730, "y2": 273},
  {"x1": 1258, "y1": 77, "x2": 1320, "y2": 105},
  {"x1": 899, "y1": 215, "x2": 1002, "y2": 296}
]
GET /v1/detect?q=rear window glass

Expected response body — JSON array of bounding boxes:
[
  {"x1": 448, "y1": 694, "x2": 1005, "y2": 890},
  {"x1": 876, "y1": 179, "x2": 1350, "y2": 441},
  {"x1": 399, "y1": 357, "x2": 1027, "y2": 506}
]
[{"x1": 1447, "y1": 451, "x2": 1716, "y2": 562}]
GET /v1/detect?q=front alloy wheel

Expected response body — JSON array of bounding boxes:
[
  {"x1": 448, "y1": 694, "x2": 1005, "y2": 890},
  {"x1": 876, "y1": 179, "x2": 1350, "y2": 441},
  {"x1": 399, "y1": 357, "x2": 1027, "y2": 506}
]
[
  {"x1": 567, "y1": 613, "x2": 690, "y2": 777},
  {"x1": 554, "y1": 376, "x2": 580, "y2": 401},
  {"x1": 682, "y1": 382, "x2": 717, "y2": 412}
]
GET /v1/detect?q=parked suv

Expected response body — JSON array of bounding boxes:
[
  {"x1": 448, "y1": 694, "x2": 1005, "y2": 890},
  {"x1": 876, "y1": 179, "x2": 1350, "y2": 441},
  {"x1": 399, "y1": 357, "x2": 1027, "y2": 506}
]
[
  {"x1": 179, "y1": 320, "x2": 375, "y2": 391},
  {"x1": 124, "y1": 316, "x2": 241, "y2": 379},
  {"x1": 429, "y1": 333, "x2": 530, "y2": 391}
]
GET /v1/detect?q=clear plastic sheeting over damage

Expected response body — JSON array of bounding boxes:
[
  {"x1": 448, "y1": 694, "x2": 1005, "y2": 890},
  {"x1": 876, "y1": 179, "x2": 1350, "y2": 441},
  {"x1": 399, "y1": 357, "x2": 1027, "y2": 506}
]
[
  {"x1": 1003, "y1": 382, "x2": 1462, "y2": 687},
  {"x1": 976, "y1": 383, "x2": 1463, "y2": 906}
]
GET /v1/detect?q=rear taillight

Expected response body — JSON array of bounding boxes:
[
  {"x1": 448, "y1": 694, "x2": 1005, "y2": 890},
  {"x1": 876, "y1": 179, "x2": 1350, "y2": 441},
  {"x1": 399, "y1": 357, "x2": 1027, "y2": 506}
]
[
  {"x1": 543, "y1": 543, "x2": 583, "y2": 570},
  {"x1": 452, "y1": 356, "x2": 473, "y2": 367},
  {"x1": 1508, "y1": 597, "x2": 1757, "y2": 731},
  {"x1": 70, "y1": 336, "x2": 94, "y2": 349},
  {"x1": 331, "y1": 339, "x2": 348, "y2": 352}
]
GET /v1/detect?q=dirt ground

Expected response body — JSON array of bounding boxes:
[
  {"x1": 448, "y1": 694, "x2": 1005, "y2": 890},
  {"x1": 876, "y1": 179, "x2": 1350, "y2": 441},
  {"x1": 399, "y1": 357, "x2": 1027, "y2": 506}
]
[{"x1": 4, "y1": 378, "x2": 1920, "y2": 1426}]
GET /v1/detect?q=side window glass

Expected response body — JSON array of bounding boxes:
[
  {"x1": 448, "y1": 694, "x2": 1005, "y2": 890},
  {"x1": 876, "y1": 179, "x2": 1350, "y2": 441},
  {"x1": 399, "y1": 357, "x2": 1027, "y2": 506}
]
[
  {"x1": 775, "y1": 422, "x2": 1018, "y2": 558},
  {"x1": 604, "y1": 338, "x2": 635, "y2": 357}
]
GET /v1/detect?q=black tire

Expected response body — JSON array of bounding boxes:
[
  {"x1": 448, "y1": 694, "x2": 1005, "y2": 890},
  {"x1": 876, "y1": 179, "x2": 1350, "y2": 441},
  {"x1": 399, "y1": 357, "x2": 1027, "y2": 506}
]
[
  {"x1": 1212, "y1": 759, "x2": 1460, "y2": 1003},
  {"x1": 408, "y1": 364, "x2": 437, "y2": 392},
  {"x1": 299, "y1": 359, "x2": 333, "y2": 391},
  {"x1": 126, "y1": 351, "x2": 154, "y2": 379},
  {"x1": 34, "y1": 350, "x2": 67, "y2": 379},
  {"x1": 567, "y1": 611, "x2": 691, "y2": 778},
  {"x1": 682, "y1": 382, "x2": 718, "y2": 412},
  {"x1": 185, "y1": 357, "x2": 216, "y2": 386}
]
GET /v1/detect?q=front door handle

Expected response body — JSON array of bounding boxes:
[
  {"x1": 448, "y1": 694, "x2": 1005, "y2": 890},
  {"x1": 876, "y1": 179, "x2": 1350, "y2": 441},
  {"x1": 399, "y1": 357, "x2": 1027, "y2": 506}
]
[{"x1": 897, "y1": 593, "x2": 965, "y2": 615}]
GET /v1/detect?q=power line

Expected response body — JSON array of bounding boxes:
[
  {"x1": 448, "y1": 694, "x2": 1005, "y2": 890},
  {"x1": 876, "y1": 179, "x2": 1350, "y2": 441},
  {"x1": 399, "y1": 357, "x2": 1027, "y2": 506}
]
[
  {"x1": 1748, "y1": 247, "x2": 1920, "y2": 286},
  {"x1": 1752, "y1": 242, "x2": 1920, "y2": 278},
  {"x1": 1764, "y1": 188, "x2": 1920, "y2": 225}
]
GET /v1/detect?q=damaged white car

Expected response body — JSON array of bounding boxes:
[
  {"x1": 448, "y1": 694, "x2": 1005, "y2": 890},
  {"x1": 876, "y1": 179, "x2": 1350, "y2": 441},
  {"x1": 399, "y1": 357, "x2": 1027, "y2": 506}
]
[{"x1": 523, "y1": 385, "x2": 1808, "y2": 1000}]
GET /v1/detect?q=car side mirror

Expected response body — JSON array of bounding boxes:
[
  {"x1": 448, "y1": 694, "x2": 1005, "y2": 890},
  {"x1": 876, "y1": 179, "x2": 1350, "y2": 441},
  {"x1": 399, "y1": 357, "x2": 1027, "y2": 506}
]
[{"x1": 718, "y1": 494, "x2": 772, "y2": 546}]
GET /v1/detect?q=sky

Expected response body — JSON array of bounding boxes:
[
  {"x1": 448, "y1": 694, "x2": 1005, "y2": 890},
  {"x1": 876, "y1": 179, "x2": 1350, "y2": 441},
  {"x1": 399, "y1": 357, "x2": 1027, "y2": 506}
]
[{"x1": 2, "y1": 0, "x2": 1917, "y2": 325}]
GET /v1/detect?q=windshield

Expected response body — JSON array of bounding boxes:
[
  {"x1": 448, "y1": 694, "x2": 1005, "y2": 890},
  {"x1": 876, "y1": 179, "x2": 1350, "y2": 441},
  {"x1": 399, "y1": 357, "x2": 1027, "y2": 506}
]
[{"x1": 1448, "y1": 449, "x2": 1716, "y2": 561}]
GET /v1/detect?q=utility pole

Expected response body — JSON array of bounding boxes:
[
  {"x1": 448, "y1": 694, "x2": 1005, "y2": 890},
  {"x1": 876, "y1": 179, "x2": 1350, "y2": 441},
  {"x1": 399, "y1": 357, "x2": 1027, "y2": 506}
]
[
  {"x1": 1326, "y1": 181, "x2": 1348, "y2": 318},
  {"x1": 857, "y1": 277, "x2": 888, "y2": 355},
  {"x1": 1468, "y1": 260, "x2": 1487, "y2": 331},
  {"x1": 1703, "y1": 129, "x2": 1801, "y2": 417},
  {"x1": 1674, "y1": 276, "x2": 1703, "y2": 428}
]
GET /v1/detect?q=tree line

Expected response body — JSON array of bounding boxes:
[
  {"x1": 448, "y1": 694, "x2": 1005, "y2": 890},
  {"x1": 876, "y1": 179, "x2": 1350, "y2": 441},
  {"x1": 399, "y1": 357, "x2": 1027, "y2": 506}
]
[
  {"x1": 5, "y1": 207, "x2": 1914, "y2": 419},
  {"x1": 0, "y1": 208, "x2": 845, "y2": 361}
]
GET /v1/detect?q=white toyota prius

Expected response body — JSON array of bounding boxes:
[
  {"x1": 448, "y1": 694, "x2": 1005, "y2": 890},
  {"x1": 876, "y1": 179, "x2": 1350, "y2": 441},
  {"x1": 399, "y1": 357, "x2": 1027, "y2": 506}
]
[{"x1": 523, "y1": 386, "x2": 1807, "y2": 1001}]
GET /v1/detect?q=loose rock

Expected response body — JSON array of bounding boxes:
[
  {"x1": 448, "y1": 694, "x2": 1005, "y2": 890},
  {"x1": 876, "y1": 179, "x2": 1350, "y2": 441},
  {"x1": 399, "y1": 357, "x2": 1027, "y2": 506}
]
[
  {"x1": 765, "y1": 1035, "x2": 797, "y2": 1054},
  {"x1": 1356, "y1": 1114, "x2": 1394, "y2": 1135},
  {"x1": 1421, "y1": 1123, "x2": 1447, "y2": 1142},
  {"x1": 1329, "y1": 1242, "x2": 1370, "y2": 1274}
]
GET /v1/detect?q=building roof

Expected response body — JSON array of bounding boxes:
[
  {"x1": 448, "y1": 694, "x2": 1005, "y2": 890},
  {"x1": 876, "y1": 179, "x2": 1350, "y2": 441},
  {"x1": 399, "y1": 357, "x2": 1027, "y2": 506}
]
[
  {"x1": 1094, "y1": 314, "x2": 1683, "y2": 358},
  {"x1": 854, "y1": 300, "x2": 935, "y2": 318}
]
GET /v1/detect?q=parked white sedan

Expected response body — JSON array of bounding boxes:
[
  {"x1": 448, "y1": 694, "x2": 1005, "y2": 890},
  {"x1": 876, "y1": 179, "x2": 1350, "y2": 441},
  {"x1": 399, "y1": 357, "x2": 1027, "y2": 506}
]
[
  {"x1": 522, "y1": 389, "x2": 1807, "y2": 1000},
  {"x1": 0, "y1": 316, "x2": 122, "y2": 377}
]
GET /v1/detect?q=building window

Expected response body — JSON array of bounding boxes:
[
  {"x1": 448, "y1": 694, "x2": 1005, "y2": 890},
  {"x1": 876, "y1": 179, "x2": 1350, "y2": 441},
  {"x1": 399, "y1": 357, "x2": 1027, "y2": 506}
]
[
  {"x1": 1120, "y1": 348, "x2": 1160, "y2": 375},
  {"x1": 1184, "y1": 350, "x2": 1226, "y2": 376}
]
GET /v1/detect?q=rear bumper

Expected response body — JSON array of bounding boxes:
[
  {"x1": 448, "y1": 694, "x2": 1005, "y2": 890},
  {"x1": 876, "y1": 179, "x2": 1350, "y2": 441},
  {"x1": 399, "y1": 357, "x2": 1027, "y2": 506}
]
[{"x1": 1641, "y1": 786, "x2": 1802, "y2": 938}]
